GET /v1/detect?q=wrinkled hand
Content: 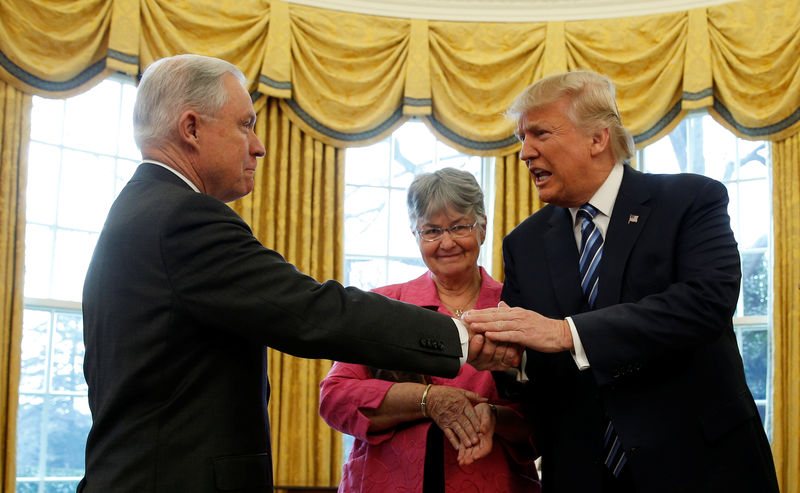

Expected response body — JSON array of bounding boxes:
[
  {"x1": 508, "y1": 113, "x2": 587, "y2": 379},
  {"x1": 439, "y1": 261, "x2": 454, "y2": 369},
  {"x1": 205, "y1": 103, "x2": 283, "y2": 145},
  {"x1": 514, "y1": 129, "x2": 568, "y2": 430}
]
[
  {"x1": 464, "y1": 301, "x2": 573, "y2": 353},
  {"x1": 467, "y1": 333, "x2": 523, "y2": 371},
  {"x1": 426, "y1": 385, "x2": 487, "y2": 451},
  {"x1": 456, "y1": 402, "x2": 496, "y2": 466}
]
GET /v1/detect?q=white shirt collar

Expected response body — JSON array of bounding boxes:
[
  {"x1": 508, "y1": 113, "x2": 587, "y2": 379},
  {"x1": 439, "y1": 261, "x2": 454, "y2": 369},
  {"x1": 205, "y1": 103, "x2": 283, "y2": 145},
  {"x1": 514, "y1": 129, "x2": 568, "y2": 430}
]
[
  {"x1": 142, "y1": 159, "x2": 200, "y2": 193},
  {"x1": 569, "y1": 162, "x2": 624, "y2": 221}
]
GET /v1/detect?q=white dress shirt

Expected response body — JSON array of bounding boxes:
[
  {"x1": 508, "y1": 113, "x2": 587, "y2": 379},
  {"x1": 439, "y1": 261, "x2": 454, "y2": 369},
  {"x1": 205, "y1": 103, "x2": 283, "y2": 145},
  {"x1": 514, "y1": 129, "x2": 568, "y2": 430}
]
[{"x1": 566, "y1": 162, "x2": 624, "y2": 370}]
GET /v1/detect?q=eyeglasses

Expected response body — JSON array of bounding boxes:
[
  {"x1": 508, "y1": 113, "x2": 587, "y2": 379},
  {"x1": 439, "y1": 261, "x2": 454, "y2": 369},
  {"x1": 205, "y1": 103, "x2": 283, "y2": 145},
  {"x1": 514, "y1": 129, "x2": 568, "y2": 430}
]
[{"x1": 416, "y1": 221, "x2": 479, "y2": 242}]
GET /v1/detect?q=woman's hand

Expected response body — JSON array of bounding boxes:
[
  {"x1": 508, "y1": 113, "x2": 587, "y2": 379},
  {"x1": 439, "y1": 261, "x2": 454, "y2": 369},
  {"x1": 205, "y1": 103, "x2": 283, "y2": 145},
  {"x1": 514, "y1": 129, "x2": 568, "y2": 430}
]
[
  {"x1": 456, "y1": 402, "x2": 496, "y2": 466},
  {"x1": 426, "y1": 385, "x2": 487, "y2": 450}
]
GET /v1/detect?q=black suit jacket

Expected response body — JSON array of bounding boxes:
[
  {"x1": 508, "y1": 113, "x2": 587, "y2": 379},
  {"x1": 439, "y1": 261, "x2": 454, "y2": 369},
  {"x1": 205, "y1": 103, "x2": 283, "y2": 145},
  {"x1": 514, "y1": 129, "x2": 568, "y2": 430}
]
[
  {"x1": 502, "y1": 165, "x2": 778, "y2": 492},
  {"x1": 78, "y1": 164, "x2": 463, "y2": 493}
]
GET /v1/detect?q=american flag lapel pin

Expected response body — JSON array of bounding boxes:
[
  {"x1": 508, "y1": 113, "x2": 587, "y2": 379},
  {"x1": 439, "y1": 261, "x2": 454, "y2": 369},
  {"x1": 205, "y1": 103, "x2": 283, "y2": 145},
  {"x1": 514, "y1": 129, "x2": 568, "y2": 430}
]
[{"x1": 628, "y1": 214, "x2": 639, "y2": 224}]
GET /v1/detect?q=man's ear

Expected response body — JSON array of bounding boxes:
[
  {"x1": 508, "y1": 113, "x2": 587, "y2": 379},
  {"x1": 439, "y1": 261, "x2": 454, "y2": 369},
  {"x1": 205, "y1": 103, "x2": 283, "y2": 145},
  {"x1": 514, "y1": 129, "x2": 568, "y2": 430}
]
[
  {"x1": 178, "y1": 110, "x2": 201, "y2": 149},
  {"x1": 589, "y1": 127, "x2": 611, "y2": 157}
]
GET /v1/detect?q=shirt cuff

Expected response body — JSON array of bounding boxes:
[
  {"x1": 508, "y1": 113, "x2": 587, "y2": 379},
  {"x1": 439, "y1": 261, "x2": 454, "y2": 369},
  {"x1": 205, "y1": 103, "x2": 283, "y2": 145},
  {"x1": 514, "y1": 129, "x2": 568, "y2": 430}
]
[
  {"x1": 513, "y1": 351, "x2": 529, "y2": 382},
  {"x1": 566, "y1": 316, "x2": 590, "y2": 370},
  {"x1": 453, "y1": 318, "x2": 469, "y2": 366}
]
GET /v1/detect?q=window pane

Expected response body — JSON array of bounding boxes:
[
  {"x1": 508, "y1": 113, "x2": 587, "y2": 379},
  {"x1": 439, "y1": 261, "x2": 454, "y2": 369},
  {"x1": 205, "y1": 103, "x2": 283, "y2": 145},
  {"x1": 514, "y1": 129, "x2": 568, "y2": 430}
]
[
  {"x1": 737, "y1": 179, "x2": 770, "y2": 249},
  {"x1": 387, "y1": 258, "x2": 427, "y2": 285},
  {"x1": 700, "y1": 115, "x2": 737, "y2": 181},
  {"x1": 116, "y1": 158, "x2": 139, "y2": 194},
  {"x1": 16, "y1": 395, "x2": 44, "y2": 477},
  {"x1": 15, "y1": 481, "x2": 39, "y2": 493},
  {"x1": 51, "y1": 313, "x2": 86, "y2": 392},
  {"x1": 29, "y1": 97, "x2": 65, "y2": 145},
  {"x1": 45, "y1": 481, "x2": 81, "y2": 493},
  {"x1": 391, "y1": 123, "x2": 436, "y2": 180},
  {"x1": 736, "y1": 141, "x2": 768, "y2": 180},
  {"x1": 20, "y1": 310, "x2": 50, "y2": 393},
  {"x1": 388, "y1": 188, "x2": 419, "y2": 258},
  {"x1": 51, "y1": 229, "x2": 99, "y2": 302},
  {"x1": 345, "y1": 258, "x2": 386, "y2": 290},
  {"x1": 742, "y1": 250, "x2": 769, "y2": 317},
  {"x1": 58, "y1": 150, "x2": 116, "y2": 231},
  {"x1": 46, "y1": 396, "x2": 91, "y2": 477},
  {"x1": 26, "y1": 143, "x2": 61, "y2": 226},
  {"x1": 344, "y1": 141, "x2": 390, "y2": 186},
  {"x1": 740, "y1": 329, "x2": 768, "y2": 400},
  {"x1": 344, "y1": 185, "x2": 389, "y2": 257},
  {"x1": 24, "y1": 224, "x2": 55, "y2": 299},
  {"x1": 638, "y1": 135, "x2": 680, "y2": 174},
  {"x1": 62, "y1": 80, "x2": 122, "y2": 155},
  {"x1": 118, "y1": 83, "x2": 141, "y2": 161}
]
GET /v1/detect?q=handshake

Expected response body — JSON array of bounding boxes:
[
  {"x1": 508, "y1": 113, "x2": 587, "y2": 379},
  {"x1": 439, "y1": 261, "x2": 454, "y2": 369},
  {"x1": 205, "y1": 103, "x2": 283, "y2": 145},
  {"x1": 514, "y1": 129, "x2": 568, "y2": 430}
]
[{"x1": 462, "y1": 301, "x2": 573, "y2": 372}]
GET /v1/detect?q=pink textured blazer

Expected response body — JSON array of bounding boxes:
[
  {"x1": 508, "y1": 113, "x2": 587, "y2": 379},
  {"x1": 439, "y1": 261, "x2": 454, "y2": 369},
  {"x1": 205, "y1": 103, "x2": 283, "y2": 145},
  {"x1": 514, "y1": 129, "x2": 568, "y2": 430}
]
[{"x1": 320, "y1": 268, "x2": 540, "y2": 492}]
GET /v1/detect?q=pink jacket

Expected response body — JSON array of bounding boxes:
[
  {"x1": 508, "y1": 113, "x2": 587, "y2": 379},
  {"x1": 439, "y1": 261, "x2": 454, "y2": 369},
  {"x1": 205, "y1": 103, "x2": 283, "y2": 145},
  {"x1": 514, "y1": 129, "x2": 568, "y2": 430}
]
[{"x1": 319, "y1": 268, "x2": 540, "y2": 492}]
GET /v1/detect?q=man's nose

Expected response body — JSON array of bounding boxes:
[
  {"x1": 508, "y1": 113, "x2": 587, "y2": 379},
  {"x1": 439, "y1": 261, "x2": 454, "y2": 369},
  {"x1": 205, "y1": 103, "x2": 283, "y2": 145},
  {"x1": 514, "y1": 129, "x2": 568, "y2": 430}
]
[
  {"x1": 519, "y1": 140, "x2": 537, "y2": 162},
  {"x1": 252, "y1": 134, "x2": 266, "y2": 157}
]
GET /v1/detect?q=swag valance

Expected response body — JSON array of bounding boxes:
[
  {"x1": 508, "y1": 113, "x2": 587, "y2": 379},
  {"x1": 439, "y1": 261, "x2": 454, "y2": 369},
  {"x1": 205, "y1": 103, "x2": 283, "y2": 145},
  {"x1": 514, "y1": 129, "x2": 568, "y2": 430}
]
[{"x1": 0, "y1": 0, "x2": 799, "y2": 156}]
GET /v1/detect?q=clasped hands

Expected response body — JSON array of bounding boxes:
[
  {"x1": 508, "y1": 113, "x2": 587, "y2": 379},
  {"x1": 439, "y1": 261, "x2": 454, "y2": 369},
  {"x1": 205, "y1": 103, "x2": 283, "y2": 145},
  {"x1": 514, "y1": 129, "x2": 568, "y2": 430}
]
[
  {"x1": 424, "y1": 385, "x2": 497, "y2": 466},
  {"x1": 465, "y1": 301, "x2": 573, "y2": 354}
]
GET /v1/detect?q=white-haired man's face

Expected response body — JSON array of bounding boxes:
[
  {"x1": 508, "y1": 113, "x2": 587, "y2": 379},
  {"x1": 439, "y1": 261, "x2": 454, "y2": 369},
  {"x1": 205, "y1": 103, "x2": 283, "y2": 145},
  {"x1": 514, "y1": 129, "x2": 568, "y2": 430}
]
[{"x1": 194, "y1": 73, "x2": 265, "y2": 202}]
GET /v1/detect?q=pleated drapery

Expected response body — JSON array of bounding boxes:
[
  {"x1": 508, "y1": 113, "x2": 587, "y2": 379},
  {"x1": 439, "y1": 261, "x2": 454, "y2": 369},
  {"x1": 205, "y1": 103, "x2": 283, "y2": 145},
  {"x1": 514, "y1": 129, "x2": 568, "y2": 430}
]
[
  {"x1": 0, "y1": 0, "x2": 799, "y2": 490},
  {"x1": 1, "y1": 0, "x2": 799, "y2": 148},
  {"x1": 229, "y1": 97, "x2": 344, "y2": 488},
  {"x1": 771, "y1": 134, "x2": 800, "y2": 493},
  {"x1": 0, "y1": 81, "x2": 30, "y2": 493},
  {"x1": 491, "y1": 153, "x2": 545, "y2": 282}
]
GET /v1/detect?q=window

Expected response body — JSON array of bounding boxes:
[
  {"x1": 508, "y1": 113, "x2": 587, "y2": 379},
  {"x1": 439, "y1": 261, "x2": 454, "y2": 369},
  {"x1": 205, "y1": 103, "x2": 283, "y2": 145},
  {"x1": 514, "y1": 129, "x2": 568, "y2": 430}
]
[
  {"x1": 637, "y1": 112, "x2": 772, "y2": 435},
  {"x1": 17, "y1": 77, "x2": 139, "y2": 492},
  {"x1": 344, "y1": 120, "x2": 494, "y2": 290}
]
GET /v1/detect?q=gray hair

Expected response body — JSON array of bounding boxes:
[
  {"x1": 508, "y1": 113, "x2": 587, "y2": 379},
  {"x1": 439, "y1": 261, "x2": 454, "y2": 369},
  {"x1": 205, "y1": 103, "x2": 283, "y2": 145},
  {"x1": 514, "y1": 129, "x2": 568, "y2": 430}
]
[
  {"x1": 133, "y1": 54, "x2": 247, "y2": 149},
  {"x1": 407, "y1": 167, "x2": 486, "y2": 230},
  {"x1": 506, "y1": 70, "x2": 634, "y2": 163}
]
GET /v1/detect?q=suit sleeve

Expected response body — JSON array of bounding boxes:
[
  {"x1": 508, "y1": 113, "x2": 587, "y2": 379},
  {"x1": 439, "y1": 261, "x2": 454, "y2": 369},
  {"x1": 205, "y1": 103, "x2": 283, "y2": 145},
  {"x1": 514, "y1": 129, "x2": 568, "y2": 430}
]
[
  {"x1": 160, "y1": 193, "x2": 462, "y2": 377},
  {"x1": 573, "y1": 178, "x2": 741, "y2": 386}
]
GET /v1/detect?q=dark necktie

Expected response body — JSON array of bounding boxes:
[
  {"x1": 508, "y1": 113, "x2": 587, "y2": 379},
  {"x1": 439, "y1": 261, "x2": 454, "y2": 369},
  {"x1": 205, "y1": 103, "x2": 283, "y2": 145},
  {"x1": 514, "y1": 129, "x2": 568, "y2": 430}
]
[
  {"x1": 578, "y1": 204, "x2": 602, "y2": 308},
  {"x1": 577, "y1": 204, "x2": 627, "y2": 477}
]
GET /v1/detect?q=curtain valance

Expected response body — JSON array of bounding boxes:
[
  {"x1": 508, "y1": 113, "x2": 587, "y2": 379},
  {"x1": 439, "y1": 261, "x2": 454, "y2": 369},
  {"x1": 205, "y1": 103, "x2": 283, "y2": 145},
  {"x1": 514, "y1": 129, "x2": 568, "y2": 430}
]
[{"x1": 1, "y1": 0, "x2": 798, "y2": 150}]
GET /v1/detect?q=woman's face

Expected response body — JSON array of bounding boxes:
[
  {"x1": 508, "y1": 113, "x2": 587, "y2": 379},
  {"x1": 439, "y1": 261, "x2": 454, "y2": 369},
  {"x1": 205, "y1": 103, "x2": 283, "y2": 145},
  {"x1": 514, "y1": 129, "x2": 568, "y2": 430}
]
[{"x1": 415, "y1": 207, "x2": 485, "y2": 281}]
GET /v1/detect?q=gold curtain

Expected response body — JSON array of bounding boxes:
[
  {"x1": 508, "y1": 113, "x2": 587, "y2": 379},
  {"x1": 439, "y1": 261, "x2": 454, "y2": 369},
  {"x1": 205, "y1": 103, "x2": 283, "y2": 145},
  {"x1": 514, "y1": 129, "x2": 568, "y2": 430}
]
[
  {"x1": 0, "y1": 81, "x2": 30, "y2": 493},
  {"x1": 230, "y1": 97, "x2": 344, "y2": 487},
  {"x1": 771, "y1": 134, "x2": 800, "y2": 493},
  {"x1": 2, "y1": 0, "x2": 800, "y2": 149},
  {"x1": 491, "y1": 153, "x2": 544, "y2": 282},
  {"x1": 1, "y1": 0, "x2": 800, "y2": 488}
]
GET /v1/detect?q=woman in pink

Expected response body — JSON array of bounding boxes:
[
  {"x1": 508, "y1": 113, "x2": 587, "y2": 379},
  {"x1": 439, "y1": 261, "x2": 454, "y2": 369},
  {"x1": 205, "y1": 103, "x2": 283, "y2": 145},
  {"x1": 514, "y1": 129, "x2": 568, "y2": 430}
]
[{"x1": 320, "y1": 168, "x2": 540, "y2": 492}]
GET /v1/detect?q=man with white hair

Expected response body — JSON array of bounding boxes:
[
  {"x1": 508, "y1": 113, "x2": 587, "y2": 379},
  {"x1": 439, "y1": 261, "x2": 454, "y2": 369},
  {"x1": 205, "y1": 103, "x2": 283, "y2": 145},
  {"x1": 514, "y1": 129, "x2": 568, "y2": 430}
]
[{"x1": 78, "y1": 54, "x2": 515, "y2": 493}]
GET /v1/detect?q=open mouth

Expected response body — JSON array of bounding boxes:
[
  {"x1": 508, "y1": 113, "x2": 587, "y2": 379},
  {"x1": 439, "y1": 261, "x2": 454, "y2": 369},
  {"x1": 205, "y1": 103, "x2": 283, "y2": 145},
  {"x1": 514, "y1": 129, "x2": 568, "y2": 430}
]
[{"x1": 532, "y1": 168, "x2": 551, "y2": 185}]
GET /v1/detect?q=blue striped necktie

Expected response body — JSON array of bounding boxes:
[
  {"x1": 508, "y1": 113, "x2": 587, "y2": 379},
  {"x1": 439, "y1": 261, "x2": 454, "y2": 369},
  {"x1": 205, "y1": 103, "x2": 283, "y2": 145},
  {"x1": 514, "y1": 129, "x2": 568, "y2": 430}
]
[
  {"x1": 577, "y1": 204, "x2": 602, "y2": 308},
  {"x1": 577, "y1": 204, "x2": 627, "y2": 477}
]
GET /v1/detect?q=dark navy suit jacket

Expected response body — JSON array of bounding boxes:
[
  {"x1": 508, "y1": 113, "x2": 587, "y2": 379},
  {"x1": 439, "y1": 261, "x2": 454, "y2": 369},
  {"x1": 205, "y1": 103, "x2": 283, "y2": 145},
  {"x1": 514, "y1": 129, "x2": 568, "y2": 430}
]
[{"x1": 502, "y1": 165, "x2": 778, "y2": 492}]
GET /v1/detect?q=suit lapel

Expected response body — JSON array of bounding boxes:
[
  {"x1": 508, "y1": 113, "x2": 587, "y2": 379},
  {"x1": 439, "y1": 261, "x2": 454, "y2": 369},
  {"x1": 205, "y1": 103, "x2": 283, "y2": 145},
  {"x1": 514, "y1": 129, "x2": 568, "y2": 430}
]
[
  {"x1": 596, "y1": 166, "x2": 651, "y2": 308},
  {"x1": 545, "y1": 207, "x2": 584, "y2": 316}
]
